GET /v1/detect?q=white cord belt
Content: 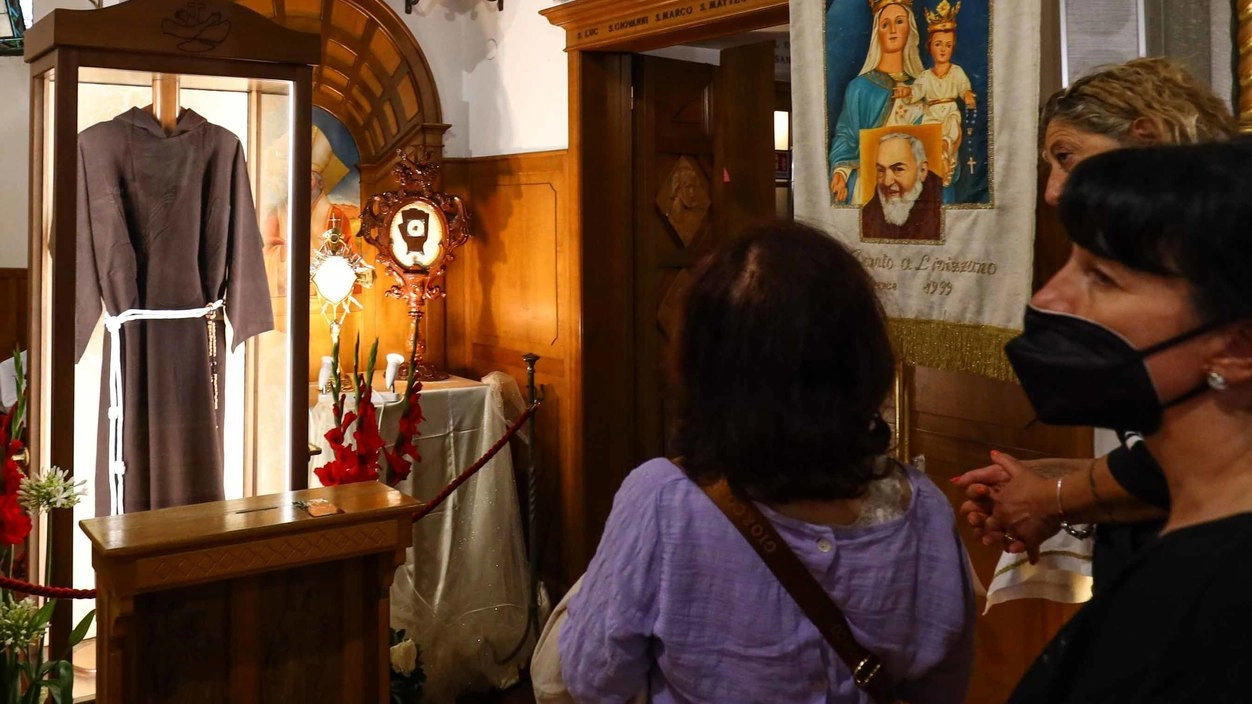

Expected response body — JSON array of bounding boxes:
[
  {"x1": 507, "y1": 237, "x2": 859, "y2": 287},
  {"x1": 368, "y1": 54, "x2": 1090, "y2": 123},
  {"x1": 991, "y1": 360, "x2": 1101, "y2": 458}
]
[{"x1": 101, "y1": 299, "x2": 225, "y2": 516}]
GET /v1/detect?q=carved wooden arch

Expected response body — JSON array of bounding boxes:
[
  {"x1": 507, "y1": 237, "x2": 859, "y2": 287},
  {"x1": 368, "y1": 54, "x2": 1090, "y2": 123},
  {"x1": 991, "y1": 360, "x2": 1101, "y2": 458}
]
[{"x1": 235, "y1": 0, "x2": 449, "y2": 162}]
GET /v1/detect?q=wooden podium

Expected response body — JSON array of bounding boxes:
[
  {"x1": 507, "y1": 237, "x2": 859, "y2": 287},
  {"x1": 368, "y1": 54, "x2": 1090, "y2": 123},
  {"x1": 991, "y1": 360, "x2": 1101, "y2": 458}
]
[{"x1": 79, "y1": 482, "x2": 419, "y2": 703}]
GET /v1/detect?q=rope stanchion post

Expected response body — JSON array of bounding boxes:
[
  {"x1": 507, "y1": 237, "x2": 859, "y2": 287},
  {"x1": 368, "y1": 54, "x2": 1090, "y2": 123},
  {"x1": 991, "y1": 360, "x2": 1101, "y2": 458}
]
[
  {"x1": 522, "y1": 353, "x2": 543, "y2": 655},
  {"x1": 496, "y1": 353, "x2": 543, "y2": 665}
]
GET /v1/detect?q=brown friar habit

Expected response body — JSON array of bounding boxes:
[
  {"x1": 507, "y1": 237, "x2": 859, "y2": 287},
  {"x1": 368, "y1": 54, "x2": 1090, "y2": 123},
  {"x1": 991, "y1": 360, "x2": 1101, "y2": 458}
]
[{"x1": 76, "y1": 107, "x2": 273, "y2": 516}]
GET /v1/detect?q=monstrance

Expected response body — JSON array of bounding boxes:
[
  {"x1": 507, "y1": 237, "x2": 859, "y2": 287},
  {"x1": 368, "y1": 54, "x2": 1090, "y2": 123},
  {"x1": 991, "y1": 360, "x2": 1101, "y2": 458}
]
[
  {"x1": 310, "y1": 221, "x2": 373, "y2": 345},
  {"x1": 360, "y1": 150, "x2": 470, "y2": 381}
]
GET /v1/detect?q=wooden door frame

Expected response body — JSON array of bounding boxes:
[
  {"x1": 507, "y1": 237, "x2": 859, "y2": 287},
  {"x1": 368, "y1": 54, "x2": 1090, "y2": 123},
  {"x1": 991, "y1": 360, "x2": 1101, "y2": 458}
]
[
  {"x1": 541, "y1": 0, "x2": 787, "y2": 579},
  {"x1": 542, "y1": 0, "x2": 788, "y2": 53}
]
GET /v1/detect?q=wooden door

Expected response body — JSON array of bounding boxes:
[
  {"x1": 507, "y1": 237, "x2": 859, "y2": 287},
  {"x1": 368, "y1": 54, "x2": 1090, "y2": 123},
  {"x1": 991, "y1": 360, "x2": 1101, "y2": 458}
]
[{"x1": 631, "y1": 44, "x2": 775, "y2": 462}]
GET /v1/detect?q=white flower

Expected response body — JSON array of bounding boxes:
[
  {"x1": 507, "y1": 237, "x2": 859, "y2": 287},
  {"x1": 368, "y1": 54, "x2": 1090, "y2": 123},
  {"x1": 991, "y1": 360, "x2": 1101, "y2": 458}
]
[
  {"x1": 0, "y1": 600, "x2": 48, "y2": 648},
  {"x1": 390, "y1": 638, "x2": 418, "y2": 676},
  {"x1": 18, "y1": 466, "x2": 86, "y2": 515}
]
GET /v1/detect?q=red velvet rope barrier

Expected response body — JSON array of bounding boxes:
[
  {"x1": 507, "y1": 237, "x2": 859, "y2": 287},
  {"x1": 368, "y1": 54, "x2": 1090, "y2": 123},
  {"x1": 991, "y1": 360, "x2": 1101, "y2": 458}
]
[
  {"x1": 0, "y1": 575, "x2": 96, "y2": 600},
  {"x1": 412, "y1": 402, "x2": 538, "y2": 523},
  {"x1": 0, "y1": 403, "x2": 538, "y2": 600}
]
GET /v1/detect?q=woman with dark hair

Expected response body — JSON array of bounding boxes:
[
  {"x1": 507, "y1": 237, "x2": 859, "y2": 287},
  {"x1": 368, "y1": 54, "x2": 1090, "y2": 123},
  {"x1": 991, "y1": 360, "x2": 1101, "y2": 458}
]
[
  {"x1": 955, "y1": 57, "x2": 1239, "y2": 593},
  {"x1": 1002, "y1": 138, "x2": 1252, "y2": 701},
  {"x1": 558, "y1": 221, "x2": 974, "y2": 703}
]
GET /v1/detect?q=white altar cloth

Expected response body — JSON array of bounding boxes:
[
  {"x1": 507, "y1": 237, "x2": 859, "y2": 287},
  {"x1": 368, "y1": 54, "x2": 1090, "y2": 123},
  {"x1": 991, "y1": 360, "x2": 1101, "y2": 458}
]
[{"x1": 309, "y1": 375, "x2": 532, "y2": 702}]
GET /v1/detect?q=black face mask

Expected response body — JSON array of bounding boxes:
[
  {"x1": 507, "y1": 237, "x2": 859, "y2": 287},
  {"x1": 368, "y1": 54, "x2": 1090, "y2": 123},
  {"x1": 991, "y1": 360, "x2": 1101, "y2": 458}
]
[{"x1": 1005, "y1": 306, "x2": 1216, "y2": 434}]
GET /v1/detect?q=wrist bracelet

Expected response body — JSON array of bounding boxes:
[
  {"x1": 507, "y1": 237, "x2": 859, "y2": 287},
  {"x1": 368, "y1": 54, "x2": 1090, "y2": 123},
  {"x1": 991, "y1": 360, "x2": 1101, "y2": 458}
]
[
  {"x1": 1056, "y1": 477, "x2": 1067, "y2": 519},
  {"x1": 1057, "y1": 475, "x2": 1094, "y2": 537},
  {"x1": 1062, "y1": 522, "x2": 1095, "y2": 540}
]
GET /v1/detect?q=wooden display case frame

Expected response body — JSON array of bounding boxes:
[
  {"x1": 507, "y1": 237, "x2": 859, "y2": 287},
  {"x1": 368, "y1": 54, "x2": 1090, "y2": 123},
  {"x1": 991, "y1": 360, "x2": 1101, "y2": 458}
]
[{"x1": 23, "y1": 0, "x2": 320, "y2": 661}]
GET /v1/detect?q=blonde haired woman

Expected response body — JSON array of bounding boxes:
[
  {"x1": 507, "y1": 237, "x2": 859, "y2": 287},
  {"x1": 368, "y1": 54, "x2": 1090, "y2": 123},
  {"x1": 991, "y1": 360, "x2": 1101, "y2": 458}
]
[
  {"x1": 957, "y1": 57, "x2": 1239, "y2": 592},
  {"x1": 1038, "y1": 57, "x2": 1236, "y2": 206}
]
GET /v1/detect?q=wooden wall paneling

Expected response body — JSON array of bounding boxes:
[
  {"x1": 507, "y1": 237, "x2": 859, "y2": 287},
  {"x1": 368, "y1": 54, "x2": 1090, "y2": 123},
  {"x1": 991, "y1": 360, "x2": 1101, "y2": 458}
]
[
  {"x1": 909, "y1": 365, "x2": 1089, "y2": 704},
  {"x1": 441, "y1": 148, "x2": 581, "y2": 592},
  {"x1": 0, "y1": 269, "x2": 29, "y2": 360},
  {"x1": 438, "y1": 157, "x2": 473, "y2": 375},
  {"x1": 461, "y1": 154, "x2": 565, "y2": 359}
]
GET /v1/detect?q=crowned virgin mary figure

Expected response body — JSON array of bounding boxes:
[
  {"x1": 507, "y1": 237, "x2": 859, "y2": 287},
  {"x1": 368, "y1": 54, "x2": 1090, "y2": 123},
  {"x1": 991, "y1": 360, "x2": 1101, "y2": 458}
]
[{"x1": 828, "y1": 0, "x2": 926, "y2": 204}]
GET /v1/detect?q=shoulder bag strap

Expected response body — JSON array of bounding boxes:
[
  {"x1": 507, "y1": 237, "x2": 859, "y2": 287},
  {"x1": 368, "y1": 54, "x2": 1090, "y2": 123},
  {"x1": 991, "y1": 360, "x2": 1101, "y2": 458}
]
[{"x1": 699, "y1": 476, "x2": 897, "y2": 704}]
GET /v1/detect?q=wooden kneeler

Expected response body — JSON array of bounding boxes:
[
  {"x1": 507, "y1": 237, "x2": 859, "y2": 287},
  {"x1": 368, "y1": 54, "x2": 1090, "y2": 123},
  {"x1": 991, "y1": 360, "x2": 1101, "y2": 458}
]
[{"x1": 80, "y1": 482, "x2": 419, "y2": 703}]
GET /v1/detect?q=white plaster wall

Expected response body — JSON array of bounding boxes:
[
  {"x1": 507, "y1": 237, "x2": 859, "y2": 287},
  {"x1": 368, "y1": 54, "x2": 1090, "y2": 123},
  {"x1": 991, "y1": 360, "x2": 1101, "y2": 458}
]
[
  {"x1": 391, "y1": 0, "x2": 473, "y2": 157},
  {"x1": 461, "y1": 0, "x2": 569, "y2": 155},
  {"x1": 0, "y1": 0, "x2": 98, "y2": 268},
  {"x1": 393, "y1": 0, "x2": 570, "y2": 157},
  {"x1": 0, "y1": 57, "x2": 28, "y2": 268}
]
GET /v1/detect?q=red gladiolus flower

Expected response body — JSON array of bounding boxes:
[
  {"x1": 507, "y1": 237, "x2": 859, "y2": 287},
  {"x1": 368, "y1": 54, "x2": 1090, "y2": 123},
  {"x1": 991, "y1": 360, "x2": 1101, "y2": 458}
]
[
  {"x1": 312, "y1": 351, "x2": 426, "y2": 490},
  {"x1": 0, "y1": 406, "x2": 30, "y2": 545},
  {"x1": 316, "y1": 411, "x2": 355, "y2": 486},
  {"x1": 3, "y1": 458, "x2": 22, "y2": 497},
  {"x1": 0, "y1": 492, "x2": 30, "y2": 546},
  {"x1": 352, "y1": 388, "x2": 386, "y2": 461},
  {"x1": 315, "y1": 390, "x2": 386, "y2": 487},
  {"x1": 383, "y1": 382, "x2": 424, "y2": 485}
]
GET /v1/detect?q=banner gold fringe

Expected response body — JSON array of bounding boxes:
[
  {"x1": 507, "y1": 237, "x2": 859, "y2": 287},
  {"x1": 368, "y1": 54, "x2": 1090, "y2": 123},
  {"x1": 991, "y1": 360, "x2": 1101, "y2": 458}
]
[{"x1": 888, "y1": 318, "x2": 1020, "y2": 383}]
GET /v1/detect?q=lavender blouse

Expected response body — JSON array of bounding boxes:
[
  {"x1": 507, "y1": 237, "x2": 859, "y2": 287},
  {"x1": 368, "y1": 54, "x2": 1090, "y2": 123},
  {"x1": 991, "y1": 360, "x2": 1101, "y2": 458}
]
[{"x1": 560, "y1": 458, "x2": 974, "y2": 704}]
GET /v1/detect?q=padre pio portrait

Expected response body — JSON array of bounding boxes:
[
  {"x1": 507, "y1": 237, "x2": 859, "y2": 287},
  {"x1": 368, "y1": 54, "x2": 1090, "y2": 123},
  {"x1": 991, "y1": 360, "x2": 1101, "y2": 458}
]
[{"x1": 859, "y1": 125, "x2": 944, "y2": 242}]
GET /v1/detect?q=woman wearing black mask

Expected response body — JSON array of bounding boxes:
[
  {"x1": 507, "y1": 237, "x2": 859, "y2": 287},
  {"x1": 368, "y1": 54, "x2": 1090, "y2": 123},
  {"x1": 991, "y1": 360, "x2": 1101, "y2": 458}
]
[
  {"x1": 955, "y1": 58, "x2": 1238, "y2": 592},
  {"x1": 1002, "y1": 139, "x2": 1252, "y2": 702}
]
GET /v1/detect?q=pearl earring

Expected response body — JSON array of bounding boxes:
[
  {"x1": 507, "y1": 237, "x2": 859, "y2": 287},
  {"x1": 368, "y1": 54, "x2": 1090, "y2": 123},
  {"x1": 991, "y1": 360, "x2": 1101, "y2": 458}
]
[{"x1": 1207, "y1": 370, "x2": 1229, "y2": 391}]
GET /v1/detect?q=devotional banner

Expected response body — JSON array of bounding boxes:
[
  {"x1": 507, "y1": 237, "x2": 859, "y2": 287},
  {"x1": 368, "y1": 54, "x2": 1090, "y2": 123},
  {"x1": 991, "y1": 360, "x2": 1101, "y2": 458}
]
[{"x1": 793, "y1": 0, "x2": 1040, "y2": 379}]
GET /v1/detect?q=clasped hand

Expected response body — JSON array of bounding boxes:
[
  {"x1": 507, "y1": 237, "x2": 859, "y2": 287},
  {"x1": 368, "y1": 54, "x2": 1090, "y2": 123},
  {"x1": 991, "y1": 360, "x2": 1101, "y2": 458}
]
[{"x1": 951, "y1": 451, "x2": 1062, "y2": 564}]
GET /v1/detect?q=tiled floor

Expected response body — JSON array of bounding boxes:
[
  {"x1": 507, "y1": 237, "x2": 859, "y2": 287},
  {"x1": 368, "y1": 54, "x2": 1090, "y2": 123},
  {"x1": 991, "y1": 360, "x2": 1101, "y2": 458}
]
[{"x1": 71, "y1": 638, "x2": 97, "y2": 703}]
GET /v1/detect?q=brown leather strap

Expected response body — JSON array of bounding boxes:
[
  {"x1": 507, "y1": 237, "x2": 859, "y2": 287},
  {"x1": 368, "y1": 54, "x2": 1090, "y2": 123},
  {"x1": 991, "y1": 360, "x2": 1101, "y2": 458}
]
[{"x1": 700, "y1": 477, "x2": 898, "y2": 704}]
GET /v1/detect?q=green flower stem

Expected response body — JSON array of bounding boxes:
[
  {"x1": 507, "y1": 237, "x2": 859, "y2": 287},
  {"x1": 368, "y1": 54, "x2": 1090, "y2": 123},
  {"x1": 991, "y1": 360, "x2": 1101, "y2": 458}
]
[
  {"x1": 42, "y1": 521, "x2": 51, "y2": 599},
  {"x1": 365, "y1": 338, "x2": 379, "y2": 396},
  {"x1": 352, "y1": 334, "x2": 362, "y2": 411},
  {"x1": 2, "y1": 547, "x2": 11, "y2": 606},
  {"x1": 330, "y1": 336, "x2": 343, "y2": 429},
  {"x1": 383, "y1": 327, "x2": 423, "y2": 486},
  {"x1": 10, "y1": 347, "x2": 25, "y2": 441}
]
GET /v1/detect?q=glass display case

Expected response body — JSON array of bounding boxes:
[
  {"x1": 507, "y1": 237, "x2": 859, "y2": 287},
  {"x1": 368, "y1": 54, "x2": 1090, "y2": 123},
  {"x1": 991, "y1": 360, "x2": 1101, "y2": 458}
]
[{"x1": 23, "y1": 0, "x2": 319, "y2": 681}]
